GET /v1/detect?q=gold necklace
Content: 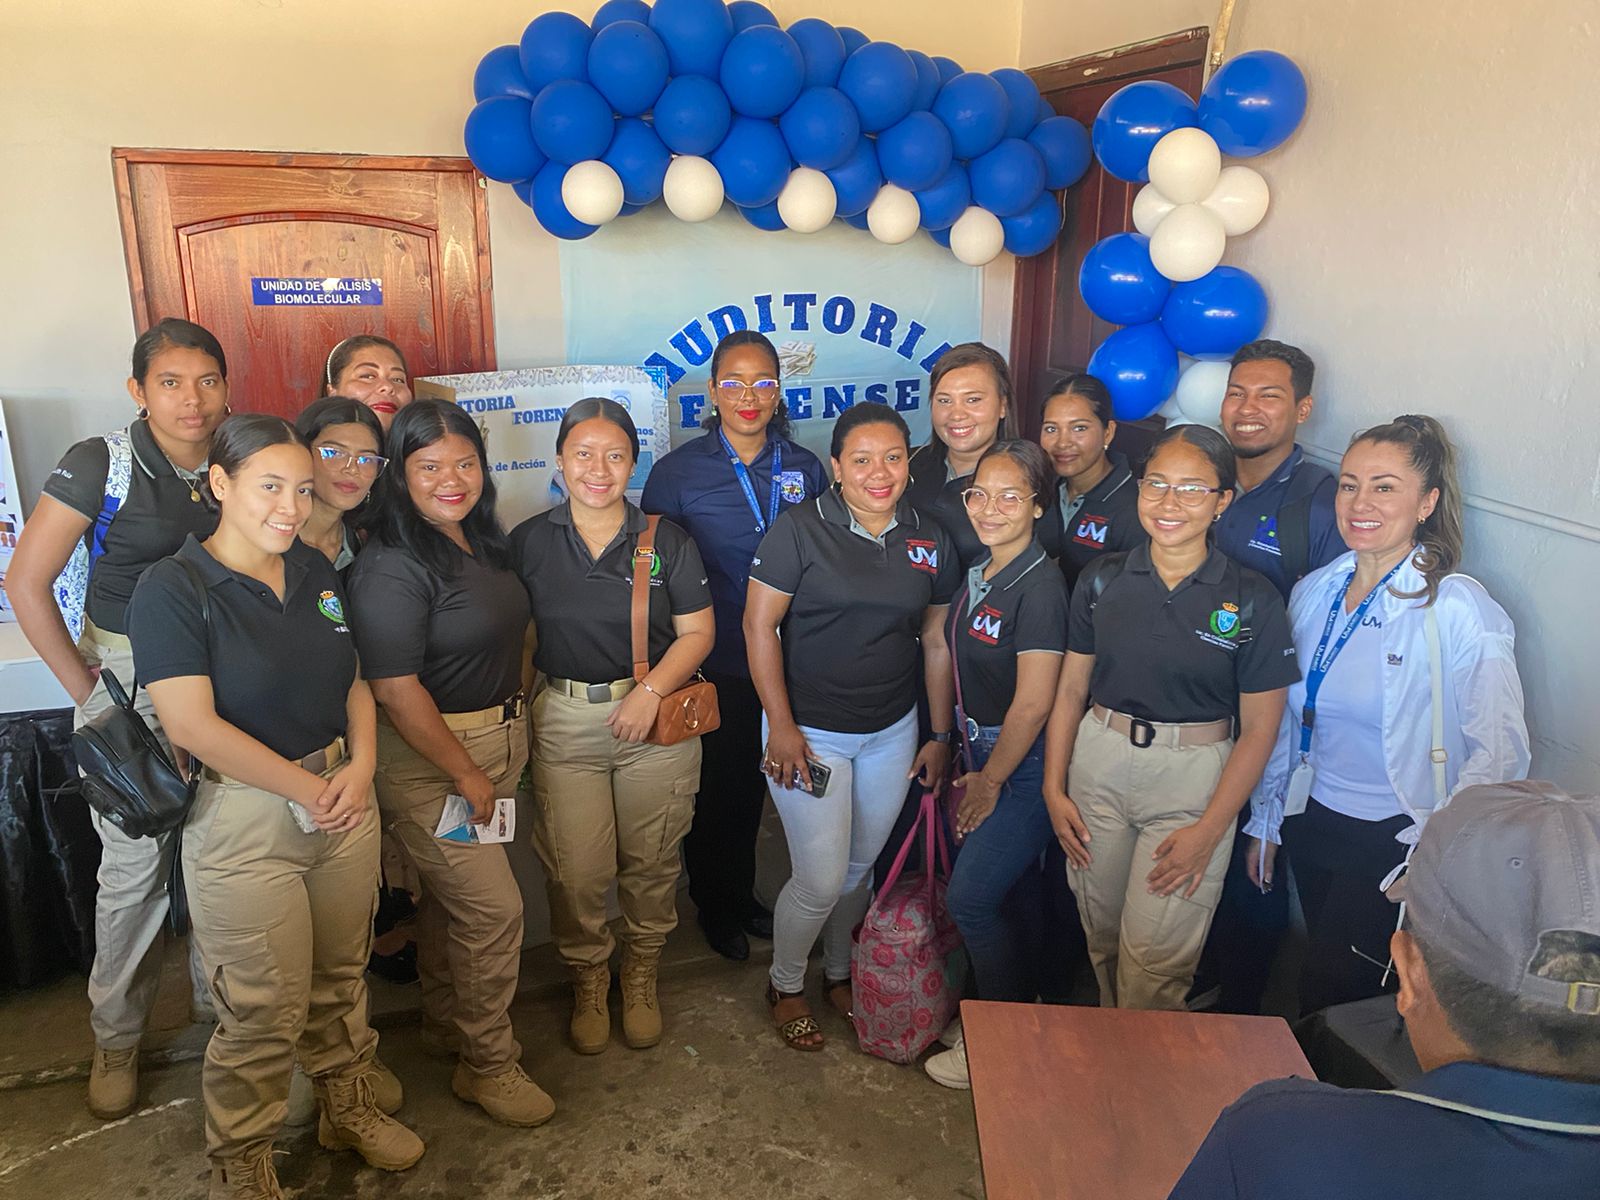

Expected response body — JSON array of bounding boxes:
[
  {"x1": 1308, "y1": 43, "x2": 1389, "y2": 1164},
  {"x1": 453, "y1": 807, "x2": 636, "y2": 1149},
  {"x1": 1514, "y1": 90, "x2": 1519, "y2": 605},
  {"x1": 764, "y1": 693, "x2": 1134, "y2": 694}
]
[{"x1": 171, "y1": 461, "x2": 203, "y2": 503}]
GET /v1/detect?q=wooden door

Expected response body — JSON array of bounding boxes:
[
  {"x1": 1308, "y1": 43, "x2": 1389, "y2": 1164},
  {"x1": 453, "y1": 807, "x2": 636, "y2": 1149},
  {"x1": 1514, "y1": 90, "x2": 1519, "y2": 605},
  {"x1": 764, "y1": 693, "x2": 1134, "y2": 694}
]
[
  {"x1": 1011, "y1": 30, "x2": 1209, "y2": 442},
  {"x1": 113, "y1": 149, "x2": 496, "y2": 420}
]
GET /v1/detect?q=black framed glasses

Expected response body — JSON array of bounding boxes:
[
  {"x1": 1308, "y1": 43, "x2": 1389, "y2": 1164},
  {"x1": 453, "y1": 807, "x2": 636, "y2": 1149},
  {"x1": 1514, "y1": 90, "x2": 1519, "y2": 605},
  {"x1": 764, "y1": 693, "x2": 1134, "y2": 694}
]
[{"x1": 315, "y1": 445, "x2": 388, "y2": 475}]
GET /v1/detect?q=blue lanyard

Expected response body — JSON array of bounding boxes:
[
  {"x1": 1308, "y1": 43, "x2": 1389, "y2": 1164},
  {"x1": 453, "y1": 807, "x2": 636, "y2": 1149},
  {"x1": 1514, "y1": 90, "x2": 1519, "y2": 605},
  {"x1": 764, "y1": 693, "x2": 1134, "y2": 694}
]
[
  {"x1": 1299, "y1": 561, "x2": 1404, "y2": 753},
  {"x1": 718, "y1": 428, "x2": 781, "y2": 533}
]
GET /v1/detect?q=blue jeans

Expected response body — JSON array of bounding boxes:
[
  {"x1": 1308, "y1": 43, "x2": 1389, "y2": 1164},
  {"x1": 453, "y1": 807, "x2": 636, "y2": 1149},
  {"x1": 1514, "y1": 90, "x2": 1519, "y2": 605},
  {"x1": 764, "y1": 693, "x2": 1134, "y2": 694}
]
[
  {"x1": 945, "y1": 728, "x2": 1055, "y2": 1003},
  {"x1": 764, "y1": 708, "x2": 920, "y2": 993}
]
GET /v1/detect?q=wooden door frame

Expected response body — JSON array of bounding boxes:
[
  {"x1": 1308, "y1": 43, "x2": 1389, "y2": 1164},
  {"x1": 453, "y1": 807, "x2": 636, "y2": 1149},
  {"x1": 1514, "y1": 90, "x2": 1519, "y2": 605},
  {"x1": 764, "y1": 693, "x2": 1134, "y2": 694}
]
[
  {"x1": 1010, "y1": 28, "x2": 1210, "y2": 432},
  {"x1": 110, "y1": 148, "x2": 496, "y2": 364}
]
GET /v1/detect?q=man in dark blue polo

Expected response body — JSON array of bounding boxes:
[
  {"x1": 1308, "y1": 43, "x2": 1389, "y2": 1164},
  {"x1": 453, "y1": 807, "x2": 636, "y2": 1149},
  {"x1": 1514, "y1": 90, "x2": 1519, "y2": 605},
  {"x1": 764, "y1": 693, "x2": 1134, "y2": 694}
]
[
  {"x1": 1168, "y1": 781, "x2": 1600, "y2": 1199},
  {"x1": 1200, "y1": 339, "x2": 1348, "y2": 1015}
]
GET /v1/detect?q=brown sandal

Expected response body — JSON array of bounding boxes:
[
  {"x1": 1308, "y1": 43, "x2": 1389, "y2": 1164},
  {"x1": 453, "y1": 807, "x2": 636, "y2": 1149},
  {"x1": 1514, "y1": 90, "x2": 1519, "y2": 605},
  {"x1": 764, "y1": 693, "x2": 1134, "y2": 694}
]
[
  {"x1": 767, "y1": 983, "x2": 824, "y2": 1051},
  {"x1": 822, "y1": 976, "x2": 854, "y2": 1020}
]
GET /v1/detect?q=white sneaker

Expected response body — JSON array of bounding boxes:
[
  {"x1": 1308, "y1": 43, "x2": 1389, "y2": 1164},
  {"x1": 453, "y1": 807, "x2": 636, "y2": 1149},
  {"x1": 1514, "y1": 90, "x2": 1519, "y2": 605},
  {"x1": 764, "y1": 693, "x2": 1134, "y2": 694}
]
[
  {"x1": 937, "y1": 1015, "x2": 964, "y2": 1050},
  {"x1": 924, "y1": 1042, "x2": 970, "y2": 1090}
]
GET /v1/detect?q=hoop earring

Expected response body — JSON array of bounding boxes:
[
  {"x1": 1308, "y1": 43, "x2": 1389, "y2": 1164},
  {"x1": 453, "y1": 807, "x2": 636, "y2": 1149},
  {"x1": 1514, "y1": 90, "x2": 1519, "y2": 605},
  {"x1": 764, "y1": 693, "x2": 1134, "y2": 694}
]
[
  {"x1": 223, "y1": 404, "x2": 233, "y2": 416},
  {"x1": 136, "y1": 407, "x2": 149, "y2": 421}
]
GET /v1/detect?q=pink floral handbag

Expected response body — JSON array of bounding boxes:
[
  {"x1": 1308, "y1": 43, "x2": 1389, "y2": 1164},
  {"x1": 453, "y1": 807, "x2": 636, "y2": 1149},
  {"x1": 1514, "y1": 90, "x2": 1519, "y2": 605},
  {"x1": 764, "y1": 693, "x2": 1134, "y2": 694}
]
[{"x1": 851, "y1": 789, "x2": 967, "y2": 1064}]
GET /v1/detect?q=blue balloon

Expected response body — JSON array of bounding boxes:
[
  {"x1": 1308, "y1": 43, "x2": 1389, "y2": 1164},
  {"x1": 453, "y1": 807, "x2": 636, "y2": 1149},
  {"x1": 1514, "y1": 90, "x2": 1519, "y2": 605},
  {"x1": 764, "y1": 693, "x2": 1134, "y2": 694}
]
[
  {"x1": 1199, "y1": 50, "x2": 1308, "y2": 157},
  {"x1": 738, "y1": 201, "x2": 786, "y2": 231},
  {"x1": 603, "y1": 117, "x2": 671, "y2": 205},
  {"x1": 1092, "y1": 80, "x2": 1198, "y2": 183},
  {"x1": 619, "y1": 201, "x2": 647, "y2": 217},
  {"x1": 1160, "y1": 267, "x2": 1269, "y2": 359},
  {"x1": 530, "y1": 79, "x2": 615, "y2": 164},
  {"x1": 837, "y1": 26, "x2": 869, "y2": 56},
  {"x1": 729, "y1": 1, "x2": 779, "y2": 31},
  {"x1": 914, "y1": 163, "x2": 970, "y2": 231},
  {"x1": 720, "y1": 25, "x2": 805, "y2": 118},
  {"x1": 519, "y1": 12, "x2": 593, "y2": 89},
  {"x1": 907, "y1": 50, "x2": 941, "y2": 111},
  {"x1": 1078, "y1": 233, "x2": 1171, "y2": 325},
  {"x1": 1086, "y1": 323, "x2": 1179, "y2": 420},
  {"x1": 877, "y1": 111, "x2": 953, "y2": 191},
  {"x1": 512, "y1": 178, "x2": 536, "y2": 207},
  {"x1": 474, "y1": 45, "x2": 536, "y2": 102},
  {"x1": 531, "y1": 161, "x2": 598, "y2": 240},
  {"x1": 825, "y1": 137, "x2": 882, "y2": 217},
  {"x1": 1002, "y1": 191, "x2": 1063, "y2": 256},
  {"x1": 779, "y1": 86, "x2": 860, "y2": 171},
  {"x1": 837, "y1": 42, "x2": 918, "y2": 133},
  {"x1": 932, "y1": 56, "x2": 963, "y2": 86},
  {"x1": 787, "y1": 18, "x2": 846, "y2": 88},
  {"x1": 592, "y1": 0, "x2": 650, "y2": 30},
  {"x1": 652, "y1": 74, "x2": 733, "y2": 156},
  {"x1": 1035, "y1": 96, "x2": 1054, "y2": 126},
  {"x1": 991, "y1": 68, "x2": 1043, "y2": 140},
  {"x1": 969, "y1": 137, "x2": 1046, "y2": 217},
  {"x1": 710, "y1": 116, "x2": 792, "y2": 207},
  {"x1": 929, "y1": 224, "x2": 953, "y2": 248},
  {"x1": 463, "y1": 96, "x2": 544, "y2": 183},
  {"x1": 649, "y1": 0, "x2": 735, "y2": 77},
  {"x1": 588, "y1": 21, "x2": 669, "y2": 116},
  {"x1": 1028, "y1": 116, "x2": 1092, "y2": 190},
  {"x1": 932, "y1": 72, "x2": 1010, "y2": 160},
  {"x1": 842, "y1": 209, "x2": 871, "y2": 232}
]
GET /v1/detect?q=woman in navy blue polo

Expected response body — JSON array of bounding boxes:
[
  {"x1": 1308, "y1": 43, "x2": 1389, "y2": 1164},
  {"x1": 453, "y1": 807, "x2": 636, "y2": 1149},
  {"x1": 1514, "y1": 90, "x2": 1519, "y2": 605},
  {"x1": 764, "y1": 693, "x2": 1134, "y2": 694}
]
[
  {"x1": 1038, "y1": 373, "x2": 1145, "y2": 588},
  {"x1": 641, "y1": 331, "x2": 827, "y2": 962}
]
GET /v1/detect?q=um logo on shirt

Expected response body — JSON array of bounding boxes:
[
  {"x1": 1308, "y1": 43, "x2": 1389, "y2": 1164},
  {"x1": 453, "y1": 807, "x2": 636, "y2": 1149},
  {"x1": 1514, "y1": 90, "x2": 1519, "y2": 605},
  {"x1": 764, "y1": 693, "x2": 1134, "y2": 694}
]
[
  {"x1": 968, "y1": 605, "x2": 1003, "y2": 645},
  {"x1": 1072, "y1": 516, "x2": 1109, "y2": 548},
  {"x1": 906, "y1": 539, "x2": 939, "y2": 575}
]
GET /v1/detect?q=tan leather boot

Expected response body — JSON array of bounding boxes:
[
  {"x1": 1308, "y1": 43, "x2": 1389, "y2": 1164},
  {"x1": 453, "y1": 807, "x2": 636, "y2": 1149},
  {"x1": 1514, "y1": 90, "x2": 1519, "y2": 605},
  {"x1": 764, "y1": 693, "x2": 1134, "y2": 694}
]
[
  {"x1": 86, "y1": 1045, "x2": 139, "y2": 1120},
  {"x1": 314, "y1": 1071, "x2": 425, "y2": 1171},
  {"x1": 569, "y1": 962, "x2": 612, "y2": 1054},
  {"x1": 364, "y1": 1056, "x2": 404, "y2": 1114},
  {"x1": 209, "y1": 1142, "x2": 283, "y2": 1199},
  {"x1": 620, "y1": 952, "x2": 663, "y2": 1049},
  {"x1": 451, "y1": 1061, "x2": 556, "y2": 1127}
]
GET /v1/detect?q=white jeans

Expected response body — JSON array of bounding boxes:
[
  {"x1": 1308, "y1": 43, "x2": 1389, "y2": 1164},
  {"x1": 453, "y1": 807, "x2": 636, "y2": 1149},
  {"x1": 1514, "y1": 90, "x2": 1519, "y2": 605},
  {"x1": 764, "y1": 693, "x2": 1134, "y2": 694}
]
[{"x1": 764, "y1": 707, "x2": 919, "y2": 993}]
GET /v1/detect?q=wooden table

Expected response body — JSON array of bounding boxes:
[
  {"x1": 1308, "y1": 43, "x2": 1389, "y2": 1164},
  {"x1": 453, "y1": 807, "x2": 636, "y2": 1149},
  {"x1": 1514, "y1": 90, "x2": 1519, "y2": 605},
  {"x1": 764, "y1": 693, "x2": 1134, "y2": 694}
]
[{"x1": 964, "y1": 1001, "x2": 1314, "y2": 1200}]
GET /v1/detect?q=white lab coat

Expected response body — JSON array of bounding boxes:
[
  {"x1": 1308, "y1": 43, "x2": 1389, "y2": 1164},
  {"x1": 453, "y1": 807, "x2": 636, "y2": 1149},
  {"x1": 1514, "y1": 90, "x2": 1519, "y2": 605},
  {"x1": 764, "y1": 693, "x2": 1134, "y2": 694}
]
[{"x1": 1246, "y1": 550, "x2": 1530, "y2": 846}]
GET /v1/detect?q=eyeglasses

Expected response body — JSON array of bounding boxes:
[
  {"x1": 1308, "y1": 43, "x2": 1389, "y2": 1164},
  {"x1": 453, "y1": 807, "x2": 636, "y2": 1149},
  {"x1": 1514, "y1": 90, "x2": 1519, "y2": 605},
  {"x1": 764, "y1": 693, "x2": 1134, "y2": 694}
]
[
  {"x1": 1137, "y1": 478, "x2": 1225, "y2": 506},
  {"x1": 715, "y1": 379, "x2": 781, "y2": 397},
  {"x1": 961, "y1": 487, "x2": 1037, "y2": 516},
  {"x1": 315, "y1": 445, "x2": 388, "y2": 475}
]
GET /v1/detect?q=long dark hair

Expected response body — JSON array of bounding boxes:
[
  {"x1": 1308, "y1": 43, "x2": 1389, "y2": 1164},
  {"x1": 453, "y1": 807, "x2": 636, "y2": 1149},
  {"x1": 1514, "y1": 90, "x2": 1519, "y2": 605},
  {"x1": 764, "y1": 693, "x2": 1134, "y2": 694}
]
[
  {"x1": 1144, "y1": 424, "x2": 1237, "y2": 542},
  {"x1": 366, "y1": 399, "x2": 509, "y2": 574},
  {"x1": 203, "y1": 414, "x2": 308, "y2": 507},
  {"x1": 976, "y1": 439, "x2": 1055, "y2": 512},
  {"x1": 701, "y1": 329, "x2": 792, "y2": 440},
  {"x1": 1043, "y1": 372, "x2": 1114, "y2": 427},
  {"x1": 294, "y1": 395, "x2": 384, "y2": 449},
  {"x1": 557, "y1": 396, "x2": 640, "y2": 461},
  {"x1": 132, "y1": 318, "x2": 228, "y2": 382},
  {"x1": 922, "y1": 342, "x2": 1015, "y2": 464},
  {"x1": 1350, "y1": 414, "x2": 1463, "y2": 606}
]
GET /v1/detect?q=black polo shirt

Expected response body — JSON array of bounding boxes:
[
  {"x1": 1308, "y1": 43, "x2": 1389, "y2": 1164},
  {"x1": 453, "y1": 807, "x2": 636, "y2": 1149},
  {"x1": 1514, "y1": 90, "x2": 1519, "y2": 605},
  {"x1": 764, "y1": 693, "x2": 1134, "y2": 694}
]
[
  {"x1": 347, "y1": 539, "x2": 529, "y2": 713},
  {"x1": 44, "y1": 420, "x2": 218, "y2": 634},
  {"x1": 750, "y1": 488, "x2": 960, "y2": 734},
  {"x1": 1067, "y1": 544, "x2": 1299, "y2": 724},
  {"x1": 952, "y1": 542, "x2": 1069, "y2": 727},
  {"x1": 126, "y1": 536, "x2": 355, "y2": 761},
  {"x1": 1037, "y1": 452, "x2": 1147, "y2": 590},
  {"x1": 906, "y1": 444, "x2": 986, "y2": 572},
  {"x1": 509, "y1": 501, "x2": 711, "y2": 684}
]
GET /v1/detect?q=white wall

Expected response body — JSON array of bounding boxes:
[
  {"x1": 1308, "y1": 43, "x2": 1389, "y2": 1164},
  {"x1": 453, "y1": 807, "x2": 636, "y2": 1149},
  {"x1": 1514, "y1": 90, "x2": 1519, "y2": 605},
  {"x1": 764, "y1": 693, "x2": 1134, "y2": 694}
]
[
  {"x1": 1021, "y1": 1, "x2": 1600, "y2": 789},
  {"x1": 0, "y1": 0, "x2": 1021, "y2": 506}
]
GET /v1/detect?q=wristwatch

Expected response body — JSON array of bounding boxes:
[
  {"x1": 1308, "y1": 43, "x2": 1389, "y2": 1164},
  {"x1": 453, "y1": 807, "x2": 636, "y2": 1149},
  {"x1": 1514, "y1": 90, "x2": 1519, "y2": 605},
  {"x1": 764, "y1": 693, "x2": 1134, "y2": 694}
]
[{"x1": 930, "y1": 731, "x2": 952, "y2": 744}]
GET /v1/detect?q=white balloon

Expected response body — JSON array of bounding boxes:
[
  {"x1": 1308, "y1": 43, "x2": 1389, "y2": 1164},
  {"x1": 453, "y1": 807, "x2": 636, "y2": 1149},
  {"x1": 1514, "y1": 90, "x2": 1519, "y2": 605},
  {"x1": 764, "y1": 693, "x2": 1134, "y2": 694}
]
[
  {"x1": 1131, "y1": 184, "x2": 1176, "y2": 236},
  {"x1": 777, "y1": 167, "x2": 837, "y2": 234},
  {"x1": 1156, "y1": 396, "x2": 1196, "y2": 427},
  {"x1": 1174, "y1": 359, "x2": 1233, "y2": 427},
  {"x1": 1148, "y1": 203, "x2": 1226, "y2": 282},
  {"x1": 1146, "y1": 127, "x2": 1222, "y2": 206},
  {"x1": 947, "y1": 206, "x2": 1005, "y2": 266},
  {"x1": 662, "y1": 155, "x2": 724, "y2": 223},
  {"x1": 866, "y1": 185, "x2": 921, "y2": 245},
  {"x1": 560, "y1": 160, "x2": 624, "y2": 226},
  {"x1": 1202, "y1": 164, "x2": 1270, "y2": 236}
]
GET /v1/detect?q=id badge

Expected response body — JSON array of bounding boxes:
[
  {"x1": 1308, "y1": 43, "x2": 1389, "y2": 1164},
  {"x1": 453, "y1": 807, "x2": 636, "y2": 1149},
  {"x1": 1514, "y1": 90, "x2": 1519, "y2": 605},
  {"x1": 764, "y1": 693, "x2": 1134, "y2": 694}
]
[{"x1": 1284, "y1": 759, "x2": 1314, "y2": 818}]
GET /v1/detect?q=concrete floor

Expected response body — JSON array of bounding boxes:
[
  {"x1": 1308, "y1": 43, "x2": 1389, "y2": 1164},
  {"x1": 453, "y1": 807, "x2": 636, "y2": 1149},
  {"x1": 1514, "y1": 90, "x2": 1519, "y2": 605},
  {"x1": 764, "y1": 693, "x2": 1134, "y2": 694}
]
[{"x1": 0, "y1": 900, "x2": 988, "y2": 1200}]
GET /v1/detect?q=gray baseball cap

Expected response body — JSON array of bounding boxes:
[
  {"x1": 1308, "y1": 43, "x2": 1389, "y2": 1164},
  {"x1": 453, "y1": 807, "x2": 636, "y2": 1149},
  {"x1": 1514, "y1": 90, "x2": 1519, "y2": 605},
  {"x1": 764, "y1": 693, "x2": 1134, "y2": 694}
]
[{"x1": 1406, "y1": 780, "x2": 1600, "y2": 1016}]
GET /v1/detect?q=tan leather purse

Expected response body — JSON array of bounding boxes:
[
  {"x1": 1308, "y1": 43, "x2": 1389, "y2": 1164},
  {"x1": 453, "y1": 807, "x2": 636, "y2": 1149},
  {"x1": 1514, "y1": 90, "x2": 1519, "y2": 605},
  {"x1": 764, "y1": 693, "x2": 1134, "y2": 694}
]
[{"x1": 631, "y1": 515, "x2": 720, "y2": 745}]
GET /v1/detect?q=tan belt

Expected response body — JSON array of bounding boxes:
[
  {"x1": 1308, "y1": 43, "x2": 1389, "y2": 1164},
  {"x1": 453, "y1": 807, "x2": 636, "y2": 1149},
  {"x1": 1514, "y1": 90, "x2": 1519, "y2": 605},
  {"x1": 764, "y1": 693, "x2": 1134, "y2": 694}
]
[
  {"x1": 1092, "y1": 704, "x2": 1232, "y2": 749},
  {"x1": 83, "y1": 618, "x2": 132, "y2": 652},
  {"x1": 202, "y1": 736, "x2": 347, "y2": 784},
  {"x1": 543, "y1": 676, "x2": 636, "y2": 704},
  {"x1": 438, "y1": 694, "x2": 527, "y2": 732}
]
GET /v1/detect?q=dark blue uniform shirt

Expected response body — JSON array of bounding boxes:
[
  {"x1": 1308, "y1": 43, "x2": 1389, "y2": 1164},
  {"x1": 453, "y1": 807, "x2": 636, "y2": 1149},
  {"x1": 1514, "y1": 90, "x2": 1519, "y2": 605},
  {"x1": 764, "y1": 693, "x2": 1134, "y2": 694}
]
[
  {"x1": 1168, "y1": 1062, "x2": 1600, "y2": 1200},
  {"x1": 1213, "y1": 445, "x2": 1346, "y2": 601},
  {"x1": 642, "y1": 429, "x2": 827, "y2": 678}
]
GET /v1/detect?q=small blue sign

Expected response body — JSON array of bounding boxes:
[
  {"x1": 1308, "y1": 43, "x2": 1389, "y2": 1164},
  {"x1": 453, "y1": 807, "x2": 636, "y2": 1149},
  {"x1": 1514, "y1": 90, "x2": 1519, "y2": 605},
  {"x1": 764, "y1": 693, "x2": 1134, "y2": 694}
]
[{"x1": 251, "y1": 277, "x2": 383, "y2": 307}]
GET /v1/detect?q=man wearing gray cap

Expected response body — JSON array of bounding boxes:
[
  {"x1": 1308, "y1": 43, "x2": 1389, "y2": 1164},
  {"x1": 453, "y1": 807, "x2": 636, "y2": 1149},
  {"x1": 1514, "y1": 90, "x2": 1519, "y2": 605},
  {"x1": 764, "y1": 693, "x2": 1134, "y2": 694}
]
[{"x1": 1168, "y1": 780, "x2": 1600, "y2": 1199}]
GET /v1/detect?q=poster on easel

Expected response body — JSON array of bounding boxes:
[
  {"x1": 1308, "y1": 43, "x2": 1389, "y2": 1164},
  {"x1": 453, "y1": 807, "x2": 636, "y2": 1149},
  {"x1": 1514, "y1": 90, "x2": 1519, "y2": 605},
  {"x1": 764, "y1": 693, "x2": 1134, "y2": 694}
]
[{"x1": 0, "y1": 400, "x2": 28, "y2": 622}]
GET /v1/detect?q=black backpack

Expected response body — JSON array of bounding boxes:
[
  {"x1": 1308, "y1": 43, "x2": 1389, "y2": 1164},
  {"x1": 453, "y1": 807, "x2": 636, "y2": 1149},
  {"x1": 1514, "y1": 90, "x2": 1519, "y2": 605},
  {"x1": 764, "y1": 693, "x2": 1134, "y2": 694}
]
[{"x1": 1274, "y1": 460, "x2": 1333, "y2": 590}]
